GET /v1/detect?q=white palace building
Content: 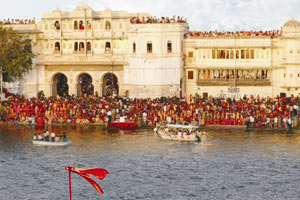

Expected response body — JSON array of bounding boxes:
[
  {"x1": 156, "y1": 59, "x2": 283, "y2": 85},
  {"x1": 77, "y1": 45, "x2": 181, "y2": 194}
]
[{"x1": 3, "y1": 4, "x2": 300, "y2": 98}]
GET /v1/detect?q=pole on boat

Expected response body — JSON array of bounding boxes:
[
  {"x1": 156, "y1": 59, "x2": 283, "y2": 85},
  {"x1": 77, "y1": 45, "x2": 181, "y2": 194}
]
[{"x1": 68, "y1": 166, "x2": 72, "y2": 200}]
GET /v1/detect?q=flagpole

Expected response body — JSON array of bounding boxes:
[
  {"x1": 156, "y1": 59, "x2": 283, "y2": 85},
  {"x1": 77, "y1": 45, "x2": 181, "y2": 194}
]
[{"x1": 68, "y1": 166, "x2": 72, "y2": 200}]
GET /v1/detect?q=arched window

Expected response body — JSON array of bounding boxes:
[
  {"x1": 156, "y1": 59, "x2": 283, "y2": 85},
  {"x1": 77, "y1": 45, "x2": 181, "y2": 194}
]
[
  {"x1": 79, "y1": 42, "x2": 85, "y2": 51},
  {"x1": 105, "y1": 21, "x2": 111, "y2": 30},
  {"x1": 87, "y1": 42, "x2": 91, "y2": 51},
  {"x1": 147, "y1": 41, "x2": 152, "y2": 53},
  {"x1": 79, "y1": 20, "x2": 84, "y2": 30},
  {"x1": 54, "y1": 21, "x2": 60, "y2": 30},
  {"x1": 55, "y1": 42, "x2": 60, "y2": 51},
  {"x1": 105, "y1": 42, "x2": 111, "y2": 51},
  {"x1": 87, "y1": 20, "x2": 92, "y2": 29},
  {"x1": 74, "y1": 42, "x2": 78, "y2": 51},
  {"x1": 167, "y1": 41, "x2": 172, "y2": 53},
  {"x1": 74, "y1": 21, "x2": 78, "y2": 30},
  {"x1": 133, "y1": 42, "x2": 136, "y2": 53}
]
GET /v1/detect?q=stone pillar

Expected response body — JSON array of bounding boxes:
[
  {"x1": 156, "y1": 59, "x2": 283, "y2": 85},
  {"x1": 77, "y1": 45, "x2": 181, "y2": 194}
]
[
  {"x1": 99, "y1": 81, "x2": 103, "y2": 97},
  {"x1": 68, "y1": 79, "x2": 77, "y2": 96},
  {"x1": 119, "y1": 83, "x2": 125, "y2": 97},
  {"x1": 46, "y1": 81, "x2": 53, "y2": 97},
  {"x1": 93, "y1": 80, "x2": 101, "y2": 96}
]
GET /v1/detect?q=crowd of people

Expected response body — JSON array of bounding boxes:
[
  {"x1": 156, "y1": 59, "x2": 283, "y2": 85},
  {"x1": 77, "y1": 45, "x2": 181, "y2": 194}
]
[
  {"x1": 185, "y1": 30, "x2": 281, "y2": 38},
  {"x1": 0, "y1": 18, "x2": 36, "y2": 25},
  {"x1": 0, "y1": 88, "x2": 299, "y2": 130},
  {"x1": 211, "y1": 72, "x2": 268, "y2": 80},
  {"x1": 130, "y1": 16, "x2": 187, "y2": 24}
]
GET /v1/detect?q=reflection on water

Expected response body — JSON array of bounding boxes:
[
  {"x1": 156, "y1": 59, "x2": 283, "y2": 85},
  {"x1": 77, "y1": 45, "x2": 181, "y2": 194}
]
[{"x1": 1, "y1": 124, "x2": 300, "y2": 200}]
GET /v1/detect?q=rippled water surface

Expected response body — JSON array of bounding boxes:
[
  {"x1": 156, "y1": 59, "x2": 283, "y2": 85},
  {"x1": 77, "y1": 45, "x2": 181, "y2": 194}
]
[{"x1": 1, "y1": 124, "x2": 300, "y2": 200}]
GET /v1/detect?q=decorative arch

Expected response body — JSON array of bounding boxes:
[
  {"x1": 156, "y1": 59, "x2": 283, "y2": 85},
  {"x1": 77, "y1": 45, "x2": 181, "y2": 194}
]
[
  {"x1": 102, "y1": 72, "x2": 119, "y2": 96},
  {"x1": 76, "y1": 72, "x2": 94, "y2": 96},
  {"x1": 51, "y1": 72, "x2": 69, "y2": 97}
]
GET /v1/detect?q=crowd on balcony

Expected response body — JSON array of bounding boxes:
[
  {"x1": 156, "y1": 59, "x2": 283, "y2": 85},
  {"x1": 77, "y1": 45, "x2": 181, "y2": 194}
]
[
  {"x1": 0, "y1": 88, "x2": 298, "y2": 130},
  {"x1": 0, "y1": 18, "x2": 36, "y2": 25},
  {"x1": 130, "y1": 16, "x2": 187, "y2": 24},
  {"x1": 214, "y1": 71, "x2": 268, "y2": 80},
  {"x1": 185, "y1": 30, "x2": 281, "y2": 38},
  {"x1": 199, "y1": 69, "x2": 269, "y2": 80}
]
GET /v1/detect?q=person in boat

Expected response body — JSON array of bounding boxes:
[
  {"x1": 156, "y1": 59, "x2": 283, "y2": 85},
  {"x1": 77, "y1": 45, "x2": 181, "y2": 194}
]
[
  {"x1": 33, "y1": 133, "x2": 37, "y2": 140},
  {"x1": 51, "y1": 131, "x2": 56, "y2": 142},
  {"x1": 62, "y1": 132, "x2": 67, "y2": 142},
  {"x1": 177, "y1": 131, "x2": 182, "y2": 137},
  {"x1": 287, "y1": 117, "x2": 292, "y2": 131},
  {"x1": 44, "y1": 129, "x2": 49, "y2": 141},
  {"x1": 38, "y1": 133, "x2": 43, "y2": 141}
]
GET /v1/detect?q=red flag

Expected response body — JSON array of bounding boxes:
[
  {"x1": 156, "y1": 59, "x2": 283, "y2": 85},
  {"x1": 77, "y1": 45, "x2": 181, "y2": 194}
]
[{"x1": 65, "y1": 166, "x2": 109, "y2": 195}]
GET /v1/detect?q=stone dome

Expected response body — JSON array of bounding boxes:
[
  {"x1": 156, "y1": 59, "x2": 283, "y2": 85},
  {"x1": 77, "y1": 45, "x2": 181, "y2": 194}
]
[{"x1": 282, "y1": 17, "x2": 300, "y2": 37}]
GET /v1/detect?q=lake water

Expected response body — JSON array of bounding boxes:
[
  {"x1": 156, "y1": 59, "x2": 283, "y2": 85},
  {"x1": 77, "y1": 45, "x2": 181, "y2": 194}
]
[{"x1": 1, "y1": 124, "x2": 300, "y2": 200}]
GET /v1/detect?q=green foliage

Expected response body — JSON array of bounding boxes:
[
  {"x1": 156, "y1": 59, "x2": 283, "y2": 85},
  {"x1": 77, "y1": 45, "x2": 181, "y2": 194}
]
[{"x1": 0, "y1": 25, "x2": 35, "y2": 82}]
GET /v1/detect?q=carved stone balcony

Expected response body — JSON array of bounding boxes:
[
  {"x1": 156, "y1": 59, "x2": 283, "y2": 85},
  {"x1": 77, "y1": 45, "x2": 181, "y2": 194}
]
[{"x1": 197, "y1": 78, "x2": 271, "y2": 86}]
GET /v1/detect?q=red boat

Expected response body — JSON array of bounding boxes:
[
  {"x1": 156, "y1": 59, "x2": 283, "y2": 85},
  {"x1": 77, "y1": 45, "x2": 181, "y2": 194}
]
[{"x1": 108, "y1": 121, "x2": 136, "y2": 128}]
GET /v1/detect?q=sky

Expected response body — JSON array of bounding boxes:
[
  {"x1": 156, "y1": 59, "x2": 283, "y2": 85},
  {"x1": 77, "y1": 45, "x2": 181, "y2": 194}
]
[{"x1": 0, "y1": 0, "x2": 299, "y2": 31}]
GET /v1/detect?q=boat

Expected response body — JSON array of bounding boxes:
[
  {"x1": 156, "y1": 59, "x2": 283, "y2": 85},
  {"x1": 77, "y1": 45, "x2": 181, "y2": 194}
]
[
  {"x1": 155, "y1": 124, "x2": 203, "y2": 142},
  {"x1": 108, "y1": 116, "x2": 136, "y2": 128},
  {"x1": 32, "y1": 140, "x2": 72, "y2": 146},
  {"x1": 108, "y1": 121, "x2": 136, "y2": 128}
]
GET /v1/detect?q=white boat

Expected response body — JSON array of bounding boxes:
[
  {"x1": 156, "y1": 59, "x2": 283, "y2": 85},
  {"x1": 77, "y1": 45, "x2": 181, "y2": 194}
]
[
  {"x1": 155, "y1": 124, "x2": 203, "y2": 142},
  {"x1": 32, "y1": 140, "x2": 72, "y2": 146}
]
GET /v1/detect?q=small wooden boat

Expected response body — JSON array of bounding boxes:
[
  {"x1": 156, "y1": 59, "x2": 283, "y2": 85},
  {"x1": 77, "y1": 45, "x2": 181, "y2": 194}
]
[
  {"x1": 158, "y1": 130, "x2": 200, "y2": 141},
  {"x1": 155, "y1": 124, "x2": 203, "y2": 142},
  {"x1": 108, "y1": 116, "x2": 136, "y2": 128},
  {"x1": 32, "y1": 140, "x2": 72, "y2": 146},
  {"x1": 108, "y1": 121, "x2": 136, "y2": 128}
]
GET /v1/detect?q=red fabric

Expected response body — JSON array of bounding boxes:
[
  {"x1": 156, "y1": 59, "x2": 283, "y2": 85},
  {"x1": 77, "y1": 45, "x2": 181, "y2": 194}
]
[{"x1": 65, "y1": 167, "x2": 109, "y2": 195}]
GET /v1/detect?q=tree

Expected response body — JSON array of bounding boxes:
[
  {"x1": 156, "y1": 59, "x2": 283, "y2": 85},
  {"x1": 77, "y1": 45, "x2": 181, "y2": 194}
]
[{"x1": 0, "y1": 25, "x2": 35, "y2": 83}]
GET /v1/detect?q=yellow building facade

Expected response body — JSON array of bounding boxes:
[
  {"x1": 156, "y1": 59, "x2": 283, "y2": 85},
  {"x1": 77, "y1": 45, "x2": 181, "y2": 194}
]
[{"x1": 3, "y1": 4, "x2": 300, "y2": 98}]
